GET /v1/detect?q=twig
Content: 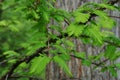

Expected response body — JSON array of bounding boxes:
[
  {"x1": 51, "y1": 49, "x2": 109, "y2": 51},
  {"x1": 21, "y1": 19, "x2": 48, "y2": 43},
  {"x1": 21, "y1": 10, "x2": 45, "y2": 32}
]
[
  {"x1": 0, "y1": 47, "x2": 46, "y2": 80},
  {"x1": 95, "y1": 58, "x2": 109, "y2": 66},
  {"x1": 104, "y1": 40, "x2": 120, "y2": 47},
  {"x1": 70, "y1": 54, "x2": 109, "y2": 67},
  {"x1": 109, "y1": 15, "x2": 120, "y2": 19},
  {"x1": 0, "y1": 60, "x2": 7, "y2": 65},
  {"x1": 9, "y1": 75, "x2": 39, "y2": 79}
]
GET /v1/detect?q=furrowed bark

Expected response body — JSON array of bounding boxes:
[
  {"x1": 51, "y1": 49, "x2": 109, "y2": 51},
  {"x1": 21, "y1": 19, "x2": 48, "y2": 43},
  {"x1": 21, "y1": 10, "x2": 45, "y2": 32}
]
[{"x1": 0, "y1": 0, "x2": 119, "y2": 79}]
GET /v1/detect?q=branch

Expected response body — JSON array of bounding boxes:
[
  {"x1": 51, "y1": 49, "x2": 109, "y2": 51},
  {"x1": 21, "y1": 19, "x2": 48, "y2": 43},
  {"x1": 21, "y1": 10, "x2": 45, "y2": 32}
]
[
  {"x1": 9, "y1": 75, "x2": 39, "y2": 79},
  {"x1": 109, "y1": 15, "x2": 120, "y2": 19},
  {"x1": 104, "y1": 40, "x2": 120, "y2": 47},
  {"x1": 0, "y1": 0, "x2": 119, "y2": 79},
  {"x1": 96, "y1": 58, "x2": 109, "y2": 66},
  {"x1": 0, "y1": 60, "x2": 7, "y2": 65},
  {"x1": 108, "y1": 0, "x2": 119, "y2": 5},
  {"x1": 70, "y1": 54, "x2": 109, "y2": 67},
  {"x1": 0, "y1": 47, "x2": 47, "y2": 80}
]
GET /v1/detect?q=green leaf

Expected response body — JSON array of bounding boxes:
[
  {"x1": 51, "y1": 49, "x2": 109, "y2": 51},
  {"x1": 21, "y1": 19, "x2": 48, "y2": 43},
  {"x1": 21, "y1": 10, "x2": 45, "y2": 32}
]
[
  {"x1": 66, "y1": 24, "x2": 84, "y2": 37},
  {"x1": 82, "y1": 60, "x2": 91, "y2": 66},
  {"x1": 9, "y1": 24, "x2": 19, "y2": 32},
  {"x1": 54, "y1": 15, "x2": 64, "y2": 22},
  {"x1": 8, "y1": 59, "x2": 17, "y2": 63},
  {"x1": 53, "y1": 55, "x2": 72, "y2": 77},
  {"x1": 84, "y1": 24, "x2": 103, "y2": 44},
  {"x1": 108, "y1": 66, "x2": 117, "y2": 76},
  {"x1": 17, "y1": 78, "x2": 29, "y2": 80},
  {"x1": 0, "y1": 20, "x2": 8, "y2": 26},
  {"x1": 2, "y1": 0, "x2": 15, "y2": 9},
  {"x1": 3, "y1": 51, "x2": 20, "y2": 58},
  {"x1": 26, "y1": 41, "x2": 46, "y2": 56},
  {"x1": 105, "y1": 36, "x2": 120, "y2": 46},
  {"x1": 30, "y1": 55, "x2": 51, "y2": 75},
  {"x1": 101, "y1": 67, "x2": 107, "y2": 72},
  {"x1": 53, "y1": 44, "x2": 66, "y2": 54},
  {"x1": 19, "y1": 62, "x2": 28, "y2": 68},
  {"x1": 43, "y1": 11, "x2": 49, "y2": 22},
  {"x1": 74, "y1": 12, "x2": 90, "y2": 23},
  {"x1": 104, "y1": 45, "x2": 116, "y2": 59},
  {"x1": 98, "y1": 18, "x2": 115, "y2": 29},
  {"x1": 59, "y1": 53, "x2": 70, "y2": 61},
  {"x1": 74, "y1": 52, "x2": 86, "y2": 59},
  {"x1": 115, "y1": 63, "x2": 120, "y2": 69},
  {"x1": 64, "y1": 40, "x2": 74, "y2": 47},
  {"x1": 31, "y1": 10, "x2": 39, "y2": 19},
  {"x1": 93, "y1": 10, "x2": 108, "y2": 19},
  {"x1": 102, "y1": 0, "x2": 108, "y2": 3},
  {"x1": 93, "y1": 53, "x2": 104, "y2": 61},
  {"x1": 98, "y1": 3, "x2": 116, "y2": 10}
]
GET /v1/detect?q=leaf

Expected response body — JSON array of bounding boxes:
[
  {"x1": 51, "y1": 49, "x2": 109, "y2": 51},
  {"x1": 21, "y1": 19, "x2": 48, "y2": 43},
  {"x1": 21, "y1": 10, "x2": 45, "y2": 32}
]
[
  {"x1": 84, "y1": 24, "x2": 103, "y2": 44},
  {"x1": 98, "y1": 3, "x2": 116, "y2": 10},
  {"x1": 53, "y1": 44, "x2": 66, "y2": 54},
  {"x1": 9, "y1": 24, "x2": 19, "y2": 32},
  {"x1": 115, "y1": 63, "x2": 120, "y2": 69},
  {"x1": 2, "y1": 0, "x2": 15, "y2": 9},
  {"x1": 17, "y1": 78, "x2": 28, "y2": 80},
  {"x1": 8, "y1": 59, "x2": 17, "y2": 63},
  {"x1": 74, "y1": 52, "x2": 86, "y2": 59},
  {"x1": 74, "y1": 12, "x2": 90, "y2": 23},
  {"x1": 82, "y1": 60, "x2": 91, "y2": 66},
  {"x1": 104, "y1": 45, "x2": 116, "y2": 59},
  {"x1": 94, "y1": 53, "x2": 104, "y2": 61},
  {"x1": 102, "y1": 0, "x2": 109, "y2": 3},
  {"x1": 26, "y1": 41, "x2": 46, "y2": 55},
  {"x1": 53, "y1": 55, "x2": 72, "y2": 77},
  {"x1": 80, "y1": 37, "x2": 92, "y2": 44},
  {"x1": 101, "y1": 67, "x2": 107, "y2": 72},
  {"x1": 3, "y1": 51, "x2": 20, "y2": 58},
  {"x1": 54, "y1": 15, "x2": 64, "y2": 22},
  {"x1": 93, "y1": 10, "x2": 108, "y2": 19},
  {"x1": 43, "y1": 11, "x2": 49, "y2": 22},
  {"x1": 19, "y1": 62, "x2": 28, "y2": 68},
  {"x1": 31, "y1": 10, "x2": 39, "y2": 19},
  {"x1": 59, "y1": 53, "x2": 70, "y2": 61},
  {"x1": 0, "y1": 20, "x2": 8, "y2": 26},
  {"x1": 108, "y1": 66, "x2": 117, "y2": 76},
  {"x1": 64, "y1": 40, "x2": 74, "y2": 47},
  {"x1": 30, "y1": 55, "x2": 51, "y2": 75},
  {"x1": 98, "y1": 17, "x2": 115, "y2": 29},
  {"x1": 66, "y1": 24, "x2": 84, "y2": 37},
  {"x1": 0, "y1": 68, "x2": 9, "y2": 77},
  {"x1": 105, "y1": 36, "x2": 120, "y2": 46}
]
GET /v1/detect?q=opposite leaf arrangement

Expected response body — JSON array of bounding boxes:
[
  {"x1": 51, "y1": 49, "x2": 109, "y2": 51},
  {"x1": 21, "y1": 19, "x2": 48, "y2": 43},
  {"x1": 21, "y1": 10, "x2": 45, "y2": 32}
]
[{"x1": 0, "y1": 0, "x2": 120, "y2": 79}]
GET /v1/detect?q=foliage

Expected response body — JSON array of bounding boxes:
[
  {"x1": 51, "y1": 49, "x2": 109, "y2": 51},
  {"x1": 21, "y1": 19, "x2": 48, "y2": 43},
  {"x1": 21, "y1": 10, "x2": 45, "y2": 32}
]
[{"x1": 0, "y1": 0, "x2": 120, "y2": 79}]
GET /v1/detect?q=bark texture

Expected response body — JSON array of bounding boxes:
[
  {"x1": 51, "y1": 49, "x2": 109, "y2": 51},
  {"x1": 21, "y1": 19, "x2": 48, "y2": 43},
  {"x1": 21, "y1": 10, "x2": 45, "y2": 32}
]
[{"x1": 46, "y1": 0, "x2": 120, "y2": 80}]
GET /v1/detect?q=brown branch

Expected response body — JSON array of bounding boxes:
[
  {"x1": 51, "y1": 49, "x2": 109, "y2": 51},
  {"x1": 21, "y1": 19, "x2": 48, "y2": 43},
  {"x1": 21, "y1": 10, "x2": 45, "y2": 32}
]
[
  {"x1": 108, "y1": 0, "x2": 119, "y2": 5},
  {"x1": 109, "y1": 15, "x2": 120, "y2": 19},
  {"x1": 104, "y1": 40, "x2": 120, "y2": 47},
  {"x1": 97, "y1": 59, "x2": 109, "y2": 65},
  {"x1": 70, "y1": 54, "x2": 109, "y2": 67},
  {"x1": 0, "y1": 0, "x2": 4, "y2": 2},
  {"x1": 0, "y1": 0, "x2": 119, "y2": 79},
  {"x1": 0, "y1": 47, "x2": 46, "y2": 80},
  {"x1": 0, "y1": 60, "x2": 7, "y2": 65},
  {"x1": 64, "y1": 19, "x2": 70, "y2": 25},
  {"x1": 9, "y1": 75, "x2": 39, "y2": 79}
]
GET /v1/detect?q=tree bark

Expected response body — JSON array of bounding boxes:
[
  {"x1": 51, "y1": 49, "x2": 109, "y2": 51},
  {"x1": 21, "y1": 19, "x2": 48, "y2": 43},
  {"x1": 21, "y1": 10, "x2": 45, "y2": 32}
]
[{"x1": 46, "y1": 0, "x2": 120, "y2": 80}]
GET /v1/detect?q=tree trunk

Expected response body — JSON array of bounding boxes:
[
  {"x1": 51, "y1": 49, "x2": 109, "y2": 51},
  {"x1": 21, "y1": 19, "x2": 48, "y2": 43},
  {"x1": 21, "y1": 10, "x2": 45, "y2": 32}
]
[{"x1": 46, "y1": 0, "x2": 120, "y2": 80}]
